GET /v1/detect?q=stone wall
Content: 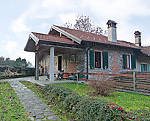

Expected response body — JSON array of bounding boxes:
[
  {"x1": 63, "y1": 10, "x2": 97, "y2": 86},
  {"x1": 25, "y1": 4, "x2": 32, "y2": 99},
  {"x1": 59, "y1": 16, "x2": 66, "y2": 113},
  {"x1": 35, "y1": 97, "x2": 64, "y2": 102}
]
[{"x1": 87, "y1": 46, "x2": 135, "y2": 79}]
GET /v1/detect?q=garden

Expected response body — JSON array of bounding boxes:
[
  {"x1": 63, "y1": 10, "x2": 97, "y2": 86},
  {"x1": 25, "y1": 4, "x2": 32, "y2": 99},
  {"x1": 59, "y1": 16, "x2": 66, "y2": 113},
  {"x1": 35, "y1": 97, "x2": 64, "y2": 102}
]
[
  {"x1": 21, "y1": 81, "x2": 150, "y2": 121},
  {"x1": 0, "y1": 82, "x2": 30, "y2": 120}
]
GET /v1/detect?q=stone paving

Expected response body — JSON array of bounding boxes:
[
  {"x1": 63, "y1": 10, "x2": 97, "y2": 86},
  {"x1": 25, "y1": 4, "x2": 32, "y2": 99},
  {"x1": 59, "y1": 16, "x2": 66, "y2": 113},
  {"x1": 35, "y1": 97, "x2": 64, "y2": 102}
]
[
  {"x1": 9, "y1": 80, "x2": 60, "y2": 121},
  {"x1": 0, "y1": 76, "x2": 85, "y2": 120},
  {"x1": 0, "y1": 76, "x2": 83, "y2": 86}
]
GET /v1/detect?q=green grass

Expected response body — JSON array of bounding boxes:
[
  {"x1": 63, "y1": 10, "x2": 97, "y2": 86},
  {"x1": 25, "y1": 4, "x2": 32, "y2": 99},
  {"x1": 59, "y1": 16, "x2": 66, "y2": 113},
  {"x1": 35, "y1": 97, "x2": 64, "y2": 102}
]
[
  {"x1": 0, "y1": 82, "x2": 30, "y2": 121},
  {"x1": 0, "y1": 72, "x2": 4, "y2": 77},
  {"x1": 55, "y1": 82, "x2": 90, "y2": 96},
  {"x1": 55, "y1": 83, "x2": 150, "y2": 112},
  {"x1": 21, "y1": 81, "x2": 150, "y2": 120},
  {"x1": 21, "y1": 81, "x2": 71, "y2": 121}
]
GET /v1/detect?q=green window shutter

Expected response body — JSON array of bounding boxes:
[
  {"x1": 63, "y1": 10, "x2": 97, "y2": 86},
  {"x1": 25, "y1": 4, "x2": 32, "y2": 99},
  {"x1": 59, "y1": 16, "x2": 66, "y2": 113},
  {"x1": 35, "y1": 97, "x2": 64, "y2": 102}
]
[
  {"x1": 141, "y1": 64, "x2": 144, "y2": 72},
  {"x1": 123, "y1": 54, "x2": 127, "y2": 69},
  {"x1": 102, "y1": 52, "x2": 108, "y2": 69},
  {"x1": 147, "y1": 64, "x2": 149, "y2": 72},
  {"x1": 89, "y1": 50, "x2": 94, "y2": 69},
  {"x1": 131, "y1": 54, "x2": 136, "y2": 69}
]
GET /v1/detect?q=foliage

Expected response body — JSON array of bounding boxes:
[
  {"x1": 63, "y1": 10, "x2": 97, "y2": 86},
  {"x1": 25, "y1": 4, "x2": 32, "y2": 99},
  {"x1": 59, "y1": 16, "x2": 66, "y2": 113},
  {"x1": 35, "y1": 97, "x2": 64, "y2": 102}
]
[
  {"x1": 101, "y1": 92, "x2": 150, "y2": 112},
  {"x1": 104, "y1": 103, "x2": 127, "y2": 121},
  {"x1": 88, "y1": 79, "x2": 115, "y2": 96},
  {"x1": 15, "y1": 57, "x2": 28, "y2": 68},
  {"x1": 22, "y1": 82, "x2": 128, "y2": 121},
  {"x1": 22, "y1": 81, "x2": 150, "y2": 121},
  {"x1": 64, "y1": 15, "x2": 105, "y2": 35},
  {"x1": 21, "y1": 82, "x2": 71, "y2": 121},
  {"x1": 55, "y1": 83, "x2": 150, "y2": 120},
  {"x1": 0, "y1": 82, "x2": 29, "y2": 120},
  {"x1": 130, "y1": 108, "x2": 150, "y2": 121},
  {"x1": 0, "y1": 57, "x2": 32, "y2": 69},
  {"x1": 63, "y1": 93, "x2": 82, "y2": 112}
]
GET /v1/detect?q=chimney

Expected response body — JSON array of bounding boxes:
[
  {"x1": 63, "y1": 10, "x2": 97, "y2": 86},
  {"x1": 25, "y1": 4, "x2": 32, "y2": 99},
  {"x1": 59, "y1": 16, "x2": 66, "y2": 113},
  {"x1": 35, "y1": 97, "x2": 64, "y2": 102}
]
[
  {"x1": 134, "y1": 31, "x2": 141, "y2": 46},
  {"x1": 107, "y1": 20, "x2": 117, "y2": 42}
]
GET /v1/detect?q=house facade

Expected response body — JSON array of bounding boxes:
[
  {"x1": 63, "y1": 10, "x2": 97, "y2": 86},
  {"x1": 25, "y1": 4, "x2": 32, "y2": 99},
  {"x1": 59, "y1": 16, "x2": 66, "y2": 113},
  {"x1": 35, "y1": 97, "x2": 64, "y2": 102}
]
[{"x1": 24, "y1": 20, "x2": 150, "y2": 82}]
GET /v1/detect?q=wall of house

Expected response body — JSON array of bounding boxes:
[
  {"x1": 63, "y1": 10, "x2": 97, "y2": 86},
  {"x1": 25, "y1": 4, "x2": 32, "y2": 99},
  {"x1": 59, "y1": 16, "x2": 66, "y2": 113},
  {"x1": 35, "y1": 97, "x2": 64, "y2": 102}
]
[
  {"x1": 39, "y1": 46, "x2": 150, "y2": 79},
  {"x1": 87, "y1": 47, "x2": 136, "y2": 80},
  {"x1": 40, "y1": 54, "x2": 50, "y2": 75},
  {"x1": 136, "y1": 56, "x2": 150, "y2": 72},
  {"x1": 39, "y1": 50, "x2": 86, "y2": 74},
  {"x1": 61, "y1": 51, "x2": 86, "y2": 73},
  {"x1": 87, "y1": 46, "x2": 137, "y2": 80}
]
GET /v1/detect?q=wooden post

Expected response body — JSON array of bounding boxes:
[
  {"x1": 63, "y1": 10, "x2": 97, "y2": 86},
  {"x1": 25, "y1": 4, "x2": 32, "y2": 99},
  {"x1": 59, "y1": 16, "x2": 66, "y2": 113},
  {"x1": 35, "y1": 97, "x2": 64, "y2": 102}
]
[
  {"x1": 77, "y1": 73, "x2": 79, "y2": 81},
  {"x1": 133, "y1": 72, "x2": 136, "y2": 91}
]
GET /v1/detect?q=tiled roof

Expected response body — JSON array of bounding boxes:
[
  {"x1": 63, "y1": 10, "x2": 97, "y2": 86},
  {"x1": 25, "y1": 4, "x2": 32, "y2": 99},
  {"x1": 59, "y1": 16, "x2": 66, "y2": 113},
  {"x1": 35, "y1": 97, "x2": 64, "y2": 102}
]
[
  {"x1": 54, "y1": 25, "x2": 139, "y2": 49},
  {"x1": 32, "y1": 32, "x2": 75, "y2": 45},
  {"x1": 141, "y1": 46, "x2": 150, "y2": 56}
]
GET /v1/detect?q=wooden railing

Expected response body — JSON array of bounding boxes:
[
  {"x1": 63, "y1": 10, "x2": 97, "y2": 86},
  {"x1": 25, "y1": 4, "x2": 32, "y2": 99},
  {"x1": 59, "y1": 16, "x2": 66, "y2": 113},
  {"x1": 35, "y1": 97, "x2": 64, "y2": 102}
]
[{"x1": 57, "y1": 72, "x2": 150, "y2": 95}]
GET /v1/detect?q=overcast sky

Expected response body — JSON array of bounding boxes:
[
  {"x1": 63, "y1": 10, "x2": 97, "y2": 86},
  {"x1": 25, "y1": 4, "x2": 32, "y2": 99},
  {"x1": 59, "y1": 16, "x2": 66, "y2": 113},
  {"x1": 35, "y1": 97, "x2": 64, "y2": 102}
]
[{"x1": 1, "y1": 0, "x2": 150, "y2": 65}]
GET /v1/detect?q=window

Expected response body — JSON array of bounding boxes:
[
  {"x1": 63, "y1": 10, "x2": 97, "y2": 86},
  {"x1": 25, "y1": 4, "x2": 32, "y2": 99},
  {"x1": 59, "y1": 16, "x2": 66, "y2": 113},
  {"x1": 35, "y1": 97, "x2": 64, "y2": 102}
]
[
  {"x1": 90, "y1": 50, "x2": 108, "y2": 69},
  {"x1": 95, "y1": 51, "x2": 102, "y2": 68},
  {"x1": 126, "y1": 55, "x2": 131, "y2": 69},
  {"x1": 70, "y1": 55, "x2": 76, "y2": 62},
  {"x1": 141, "y1": 64, "x2": 149, "y2": 72},
  {"x1": 123, "y1": 54, "x2": 136, "y2": 69}
]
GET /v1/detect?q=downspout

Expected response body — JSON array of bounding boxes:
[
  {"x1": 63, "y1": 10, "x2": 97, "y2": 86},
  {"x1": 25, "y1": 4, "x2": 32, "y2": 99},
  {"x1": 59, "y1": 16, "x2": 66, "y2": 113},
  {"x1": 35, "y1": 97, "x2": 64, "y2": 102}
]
[{"x1": 86, "y1": 47, "x2": 90, "y2": 79}]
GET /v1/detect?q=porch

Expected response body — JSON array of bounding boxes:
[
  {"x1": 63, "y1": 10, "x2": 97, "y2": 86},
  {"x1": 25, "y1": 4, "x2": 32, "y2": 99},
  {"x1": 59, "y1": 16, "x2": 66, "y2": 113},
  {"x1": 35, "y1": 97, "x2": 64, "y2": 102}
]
[{"x1": 35, "y1": 45, "x2": 87, "y2": 82}]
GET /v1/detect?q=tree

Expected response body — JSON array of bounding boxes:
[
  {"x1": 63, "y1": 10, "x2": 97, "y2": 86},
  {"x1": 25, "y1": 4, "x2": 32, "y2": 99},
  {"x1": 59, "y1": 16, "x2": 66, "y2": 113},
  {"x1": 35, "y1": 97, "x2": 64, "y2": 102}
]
[
  {"x1": 22, "y1": 58, "x2": 28, "y2": 67},
  {"x1": 64, "y1": 15, "x2": 103, "y2": 35},
  {"x1": 15, "y1": 57, "x2": 22, "y2": 67}
]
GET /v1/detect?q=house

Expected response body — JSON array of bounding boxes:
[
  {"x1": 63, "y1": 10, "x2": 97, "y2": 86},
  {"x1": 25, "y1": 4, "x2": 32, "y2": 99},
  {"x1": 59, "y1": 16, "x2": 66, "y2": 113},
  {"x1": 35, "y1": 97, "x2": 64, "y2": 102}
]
[{"x1": 24, "y1": 20, "x2": 150, "y2": 82}]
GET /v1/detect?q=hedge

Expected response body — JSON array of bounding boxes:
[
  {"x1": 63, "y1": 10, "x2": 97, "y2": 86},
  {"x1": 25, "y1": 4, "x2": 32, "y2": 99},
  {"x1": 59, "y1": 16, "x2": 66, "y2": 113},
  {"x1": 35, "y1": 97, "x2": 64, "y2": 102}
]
[{"x1": 42, "y1": 85, "x2": 128, "y2": 121}]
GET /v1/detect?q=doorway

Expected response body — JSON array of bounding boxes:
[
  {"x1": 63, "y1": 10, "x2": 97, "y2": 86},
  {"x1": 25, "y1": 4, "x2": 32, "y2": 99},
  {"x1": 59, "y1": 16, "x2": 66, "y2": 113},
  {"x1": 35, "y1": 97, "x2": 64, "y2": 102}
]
[{"x1": 58, "y1": 56, "x2": 62, "y2": 71}]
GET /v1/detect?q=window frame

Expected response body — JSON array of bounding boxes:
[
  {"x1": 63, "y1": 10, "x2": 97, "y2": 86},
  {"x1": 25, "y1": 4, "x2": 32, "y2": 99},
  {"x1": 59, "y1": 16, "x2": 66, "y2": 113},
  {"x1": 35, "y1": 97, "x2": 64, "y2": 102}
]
[
  {"x1": 94, "y1": 51, "x2": 102, "y2": 68},
  {"x1": 123, "y1": 54, "x2": 132, "y2": 69},
  {"x1": 141, "y1": 63, "x2": 149, "y2": 72}
]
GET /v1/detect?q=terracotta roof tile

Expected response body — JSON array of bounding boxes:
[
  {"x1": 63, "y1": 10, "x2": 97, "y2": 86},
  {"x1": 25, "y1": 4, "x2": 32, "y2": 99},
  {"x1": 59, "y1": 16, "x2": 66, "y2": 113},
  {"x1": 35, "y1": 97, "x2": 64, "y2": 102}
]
[
  {"x1": 32, "y1": 32, "x2": 75, "y2": 45},
  {"x1": 54, "y1": 25, "x2": 139, "y2": 49},
  {"x1": 141, "y1": 46, "x2": 150, "y2": 56}
]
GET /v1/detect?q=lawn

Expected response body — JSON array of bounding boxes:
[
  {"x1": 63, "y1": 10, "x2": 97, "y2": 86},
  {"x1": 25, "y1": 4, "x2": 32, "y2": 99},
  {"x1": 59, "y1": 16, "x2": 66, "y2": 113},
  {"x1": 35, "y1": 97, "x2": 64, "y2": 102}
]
[
  {"x1": 55, "y1": 83, "x2": 150, "y2": 112},
  {"x1": 0, "y1": 82, "x2": 30, "y2": 121}
]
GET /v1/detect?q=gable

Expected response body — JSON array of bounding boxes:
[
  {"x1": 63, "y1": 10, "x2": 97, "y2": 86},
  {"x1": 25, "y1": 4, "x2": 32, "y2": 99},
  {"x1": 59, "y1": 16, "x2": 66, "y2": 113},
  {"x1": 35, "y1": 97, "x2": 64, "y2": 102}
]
[{"x1": 50, "y1": 25, "x2": 82, "y2": 44}]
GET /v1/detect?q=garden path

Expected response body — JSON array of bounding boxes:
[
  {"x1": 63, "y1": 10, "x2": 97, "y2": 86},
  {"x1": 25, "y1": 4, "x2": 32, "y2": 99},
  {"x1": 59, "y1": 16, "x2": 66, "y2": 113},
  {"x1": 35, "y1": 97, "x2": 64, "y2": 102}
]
[{"x1": 9, "y1": 80, "x2": 60, "y2": 121}]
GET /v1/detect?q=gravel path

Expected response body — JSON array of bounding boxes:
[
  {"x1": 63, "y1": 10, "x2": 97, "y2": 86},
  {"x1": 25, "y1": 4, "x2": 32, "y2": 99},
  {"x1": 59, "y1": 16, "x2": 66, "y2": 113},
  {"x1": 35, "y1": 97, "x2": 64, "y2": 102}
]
[{"x1": 9, "y1": 80, "x2": 60, "y2": 121}]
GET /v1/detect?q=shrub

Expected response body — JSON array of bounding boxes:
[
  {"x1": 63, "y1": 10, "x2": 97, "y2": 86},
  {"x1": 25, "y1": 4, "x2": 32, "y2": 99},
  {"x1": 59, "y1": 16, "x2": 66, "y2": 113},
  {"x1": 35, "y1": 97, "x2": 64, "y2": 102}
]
[
  {"x1": 74, "y1": 98, "x2": 107, "y2": 121},
  {"x1": 43, "y1": 84, "x2": 54, "y2": 94},
  {"x1": 126, "y1": 108, "x2": 150, "y2": 121},
  {"x1": 88, "y1": 79, "x2": 115, "y2": 96},
  {"x1": 42, "y1": 84, "x2": 130, "y2": 121},
  {"x1": 43, "y1": 85, "x2": 74, "y2": 104},
  {"x1": 63, "y1": 93, "x2": 83, "y2": 112},
  {"x1": 104, "y1": 103, "x2": 127, "y2": 121}
]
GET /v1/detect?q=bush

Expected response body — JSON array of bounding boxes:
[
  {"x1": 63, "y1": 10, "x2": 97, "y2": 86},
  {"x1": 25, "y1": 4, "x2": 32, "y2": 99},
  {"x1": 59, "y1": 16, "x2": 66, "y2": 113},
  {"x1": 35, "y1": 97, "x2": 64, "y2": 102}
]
[
  {"x1": 104, "y1": 103, "x2": 127, "y2": 121},
  {"x1": 63, "y1": 93, "x2": 82, "y2": 112},
  {"x1": 126, "y1": 108, "x2": 150, "y2": 121},
  {"x1": 43, "y1": 84, "x2": 128, "y2": 121},
  {"x1": 43, "y1": 85, "x2": 74, "y2": 105},
  {"x1": 73, "y1": 98, "x2": 106, "y2": 121},
  {"x1": 88, "y1": 79, "x2": 115, "y2": 96}
]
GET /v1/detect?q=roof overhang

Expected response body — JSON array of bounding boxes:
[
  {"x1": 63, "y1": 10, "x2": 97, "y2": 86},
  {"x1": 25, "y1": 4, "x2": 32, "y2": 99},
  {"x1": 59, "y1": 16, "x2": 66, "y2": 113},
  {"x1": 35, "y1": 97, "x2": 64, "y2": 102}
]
[
  {"x1": 24, "y1": 33, "x2": 39, "y2": 52},
  {"x1": 82, "y1": 40, "x2": 141, "y2": 50}
]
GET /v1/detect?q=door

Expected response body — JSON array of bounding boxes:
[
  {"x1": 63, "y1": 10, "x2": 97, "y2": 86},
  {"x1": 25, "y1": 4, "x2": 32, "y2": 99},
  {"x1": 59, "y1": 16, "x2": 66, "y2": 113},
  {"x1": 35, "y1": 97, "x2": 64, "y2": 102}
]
[{"x1": 58, "y1": 56, "x2": 62, "y2": 71}]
